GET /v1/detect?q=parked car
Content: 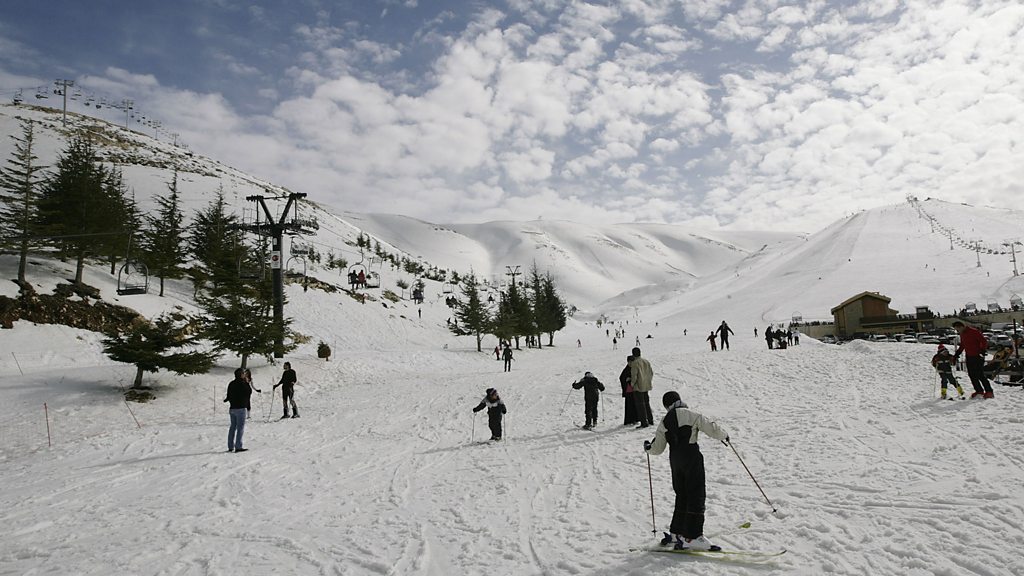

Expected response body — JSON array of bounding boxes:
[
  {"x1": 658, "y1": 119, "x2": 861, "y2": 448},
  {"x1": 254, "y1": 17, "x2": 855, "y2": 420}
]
[
  {"x1": 918, "y1": 334, "x2": 940, "y2": 345},
  {"x1": 902, "y1": 335, "x2": 918, "y2": 344},
  {"x1": 820, "y1": 335, "x2": 837, "y2": 344},
  {"x1": 869, "y1": 334, "x2": 893, "y2": 342}
]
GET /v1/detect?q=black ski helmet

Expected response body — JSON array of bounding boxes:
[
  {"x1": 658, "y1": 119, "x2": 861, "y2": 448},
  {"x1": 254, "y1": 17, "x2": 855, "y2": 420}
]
[{"x1": 662, "y1": 390, "x2": 681, "y2": 408}]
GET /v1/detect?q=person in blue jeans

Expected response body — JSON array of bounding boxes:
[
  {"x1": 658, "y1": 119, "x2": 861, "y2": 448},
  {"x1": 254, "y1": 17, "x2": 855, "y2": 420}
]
[{"x1": 224, "y1": 368, "x2": 252, "y2": 452}]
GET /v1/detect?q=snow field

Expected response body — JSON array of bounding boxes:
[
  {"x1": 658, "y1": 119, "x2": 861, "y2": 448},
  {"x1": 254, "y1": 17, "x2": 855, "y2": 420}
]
[{"x1": 3, "y1": 316, "x2": 1024, "y2": 575}]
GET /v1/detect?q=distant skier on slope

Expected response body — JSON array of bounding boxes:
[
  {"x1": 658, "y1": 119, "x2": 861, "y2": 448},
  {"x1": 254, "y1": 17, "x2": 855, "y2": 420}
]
[
  {"x1": 706, "y1": 331, "x2": 717, "y2": 351},
  {"x1": 630, "y1": 347, "x2": 654, "y2": 428},
  {"x1": 764, "y1": 326, "x2": 774, "y2": 349},
  {"x1": 644, "y1": 390, "x2": 729, "y2": 551},
  {"x1": 716, "y1": 321, "x2": 734, "y2": 350},
  {"x1": 572, "y1": 371, "x2": 606, "y2": 430},
  {"x1": 472, "y1": 388, "x2": 507, "y2": 441}
]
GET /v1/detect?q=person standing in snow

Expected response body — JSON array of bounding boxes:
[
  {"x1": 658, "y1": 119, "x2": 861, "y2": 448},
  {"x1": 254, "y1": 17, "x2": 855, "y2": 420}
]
[
  {"x1": 472, "y1": 388, "x2": 507, "y2": 441},
  {"x1": 952, "y1": 321, "x2": 994, "y2": 398},
  {"x1": 502, "y1": 345, "x2": 514, "y2": 372},
  {"x1": 224, "y1": 368, "x2": 252, "y2": 453},
  {"x1": 754, "y1": 327, "x2": 758, "y2": 337},
  {"x1": 765, "y1": 326, "x2": 774, "y2": 349},
  {"x1": 243, "y1": 368, "x2": 262, "y2": 394},
  {"x1": 630, "y1": 347, "x2": 654, "y2": 428},
  {"x1": 644, "y1": 390, "x2": 729, "y2": 551},
  {"x1": 716, "y1": 321, "x2": 734, "y2": 350},
  {"x1": 706, "y1": 331, "x2": 717, "y2": 351},
  {"x1": 612, "y1": 336, "x2": 618, "y2": 350},
  {"x1": 273, "y1": 362, "x2": 300, "y2": 418},
  {"x1": 620, "y1": 355, "x2": 638, "y2": 426},
  {"x1": 572, "y1": 371, "x2": 606, "y2": 430},
  {"x1": 494, "y1": 344, "x2": 501, "y2": 361},
  {"x1": 932, "y1": 344, "x2": 965, "y2": 400}
]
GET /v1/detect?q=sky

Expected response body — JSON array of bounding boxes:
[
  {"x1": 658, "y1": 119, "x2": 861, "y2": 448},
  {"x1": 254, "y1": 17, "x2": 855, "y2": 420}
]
[{"x1": 0, "y1": 0, "x2": 1022, "y2": 232}]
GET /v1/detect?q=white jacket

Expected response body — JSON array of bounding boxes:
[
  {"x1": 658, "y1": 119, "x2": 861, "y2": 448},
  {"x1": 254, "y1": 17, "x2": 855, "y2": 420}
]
[{"x1": 647, "y1": 401, "x2": 728, "y2": 455}]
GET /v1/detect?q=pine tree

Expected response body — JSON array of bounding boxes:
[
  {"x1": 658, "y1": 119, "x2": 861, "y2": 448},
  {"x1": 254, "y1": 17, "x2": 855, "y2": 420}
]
[
  {"x1": 526, "y1": 263, "x2": 545, "y2": 347},
  {"x1": 538, "y1": 272, "x2": 568, "y2": 346},
  {"x1": 99, "y1": 167, "x2": 140, "y2": 275},
  {"x1": 502, "y1": 279, "x2": 532, "y2": 349},
  {"x1": 35, "y1": 131, "x2": 108, "y2": 284},
  {"x1": 450, "y1": 271, "x2": 491, "y2": 351},
  {"x1": 197, "y1": 279, "x2": 296, "y2": 370},
  {"x1": 188, "y1": 186, "x2": 241, "y2": 296},
  {"x1": 0, "y1": 119, "x2": 46, "y2": 285},
  {"x1": 143, "y1": 168, "x2": 186, "y2": 296},
  {"x1": 103, "y1": 312, "x2": 216, "y2": 388}
]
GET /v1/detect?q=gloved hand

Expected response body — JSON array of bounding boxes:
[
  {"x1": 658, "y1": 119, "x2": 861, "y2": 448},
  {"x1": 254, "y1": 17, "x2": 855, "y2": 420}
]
[
  {"x1": 725, "y1": 436, "x2": 730, "y2": 444},
  {"x1": 643, "y1": 440, "x2": 652, "y2": 451}
]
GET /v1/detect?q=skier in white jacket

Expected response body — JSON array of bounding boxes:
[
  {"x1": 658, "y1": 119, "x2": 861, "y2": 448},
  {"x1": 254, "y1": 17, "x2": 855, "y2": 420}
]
[{"x1": 644, "y1": 390, "x2": 729, "y2": 551}]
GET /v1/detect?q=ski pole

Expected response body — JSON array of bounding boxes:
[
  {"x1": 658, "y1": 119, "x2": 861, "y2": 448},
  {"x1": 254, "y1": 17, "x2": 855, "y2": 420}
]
[
  {"x1": 724, "y1": 440, "x2": 778, "y2": 513},
  {"x1": 471, "y1": 412, "x2": 477, "y2": 443},
  {"x1": 559, "y1": 386, "x2": 573, "y2": 415},
  {"x1": 646, "y1": 451, "x2": 657, "y2": 534}
]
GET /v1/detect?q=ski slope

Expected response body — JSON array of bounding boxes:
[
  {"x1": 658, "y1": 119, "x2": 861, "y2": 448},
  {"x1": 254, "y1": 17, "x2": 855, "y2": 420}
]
[{"x1": 3, "y1": 262, "x2": 1024, "y2": 575}]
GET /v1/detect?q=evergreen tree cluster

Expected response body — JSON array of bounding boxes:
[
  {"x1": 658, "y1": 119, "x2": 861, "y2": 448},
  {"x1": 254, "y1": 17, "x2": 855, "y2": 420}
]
[
  {"x1": 450, "y1": 263, "x2": 568, "y2": 351},
  {"x1": 0, "y1": 124, "x2": 294, "y2": 386}
]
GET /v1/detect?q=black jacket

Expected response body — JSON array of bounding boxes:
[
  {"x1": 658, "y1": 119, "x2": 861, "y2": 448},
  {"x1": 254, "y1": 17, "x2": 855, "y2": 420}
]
[
  {"x1": 277, "y1": 369, "x2": 297, "y2": 388},
  {"x1": 473, "y1": 397, "x2": 507, "y2": 422},
  {"x1": 225, "y1": 377, "x2": 252, "y2": 410},
  {"x1": 619, "y1": 365, "x2": 632, "y2": 397},
  {"x1": 573, "y1": 375, "x2": 605, "y2": 399}
]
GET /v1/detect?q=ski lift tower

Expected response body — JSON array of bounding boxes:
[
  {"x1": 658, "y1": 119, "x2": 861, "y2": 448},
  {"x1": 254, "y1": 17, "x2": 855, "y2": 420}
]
[{"x1": 236, "y1": 192, "x2": 317, "y2": 358}]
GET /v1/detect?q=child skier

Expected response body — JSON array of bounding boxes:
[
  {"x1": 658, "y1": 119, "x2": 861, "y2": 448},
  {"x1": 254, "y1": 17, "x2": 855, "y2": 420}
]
[
  {"x1": 472, "y1": 388, "x2": 507, "y2": 441},
  {"x1": 706, "y1": 331, "x2": 717, "y2": 351},
  {"x1": 572, "y1": 371, "x2": 606, "y2": 429},
  {"x1": 932, "y1": 344, "x2": 965, "y2": 400}
]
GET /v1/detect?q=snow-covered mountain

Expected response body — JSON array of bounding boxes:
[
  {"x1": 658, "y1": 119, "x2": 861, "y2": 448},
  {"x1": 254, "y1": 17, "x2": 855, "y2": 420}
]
[{"x1": 3, "y1": 103, "x2": 1024, "y2": 576}]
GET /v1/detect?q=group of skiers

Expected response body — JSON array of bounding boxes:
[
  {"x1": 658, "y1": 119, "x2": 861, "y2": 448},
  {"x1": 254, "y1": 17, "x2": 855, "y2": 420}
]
[
  {"x1": 223, "y1": 362, "x2": 301, "y2": 452},
  {"x1": 471, "y1": 345, "x2": 730, "y2": 551},
  {"x1": 764, "y1": 326, "x2": 799, "y2": 349}
]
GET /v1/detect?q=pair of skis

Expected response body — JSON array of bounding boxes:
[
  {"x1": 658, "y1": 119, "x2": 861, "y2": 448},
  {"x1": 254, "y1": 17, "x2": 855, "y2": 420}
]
[{"x1": 632, "y1": 545, "x2": 786, "y2": 562}]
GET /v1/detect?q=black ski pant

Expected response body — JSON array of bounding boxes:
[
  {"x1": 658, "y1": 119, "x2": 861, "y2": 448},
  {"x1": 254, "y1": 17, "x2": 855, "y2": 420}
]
[
  {"x1": 965, "y1": 355, "x2": 993, "y2": 394},
  {"x1": 633, "y1": 391, "x2": 654, "y2": 426},
  {"x1": 669, "y1": 445, "x2": 707, "y2": 539},
  {"x1": 281, "y1": 385, "x2": 298, "y2": 416},
  {"x1": 503, "y1": 359, "x2": 512, "y2": 372},
  {"x1": 488, "y1": 414, "x2": 503, "y2": 439},
  {"x1": 938, "y1": 371, "x2": 959, "y2": 391},
  {"x1": 584, "y1": 396, "x2": 599, "y2": 426},
  {"x1": 719, "y1": 336, "x2": 729, "y2": 350}
]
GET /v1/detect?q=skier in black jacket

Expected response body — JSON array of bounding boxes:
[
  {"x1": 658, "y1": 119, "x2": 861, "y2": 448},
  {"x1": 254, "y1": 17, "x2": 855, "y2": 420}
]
[
  {"x1": 572, "y1": 371, "x2": 606, "y2": 429},
  {"x1": 224, "y1": 368, "x2": 252, "y2": 452},
  {"x1": 272, "y1": 362, "x2": 299, "y2": 419},
  {"x1": 716, "y1": 321, "x2": 734, "y2": 350},
  {"x1": 620, "y1": 356, "x2": 638, "y2": 425},
  {"x1": 472, "y1": 388, "x2": 507, "y2": 441}
]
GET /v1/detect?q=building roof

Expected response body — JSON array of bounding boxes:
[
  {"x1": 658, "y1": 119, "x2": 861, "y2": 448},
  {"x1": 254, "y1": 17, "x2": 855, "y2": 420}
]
[{"x1": 830, "y1": 291, "x2": 892, "y2": 314}]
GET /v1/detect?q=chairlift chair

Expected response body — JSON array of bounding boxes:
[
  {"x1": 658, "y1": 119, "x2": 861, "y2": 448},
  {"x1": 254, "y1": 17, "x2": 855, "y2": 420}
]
[
  {"x1": 285, "y1": 256, "x2": 307, "y2": 279},
  {"x1": 443, "y1": 282, "x2": 455, "y2": 294},
  {"x1": 238, "y1": 254, "x2": 265, "y2": 281},
  {"x1": 365, "y1": 271, "x2": 381, "y2": 288},
  {"x1": 116, "y1": 261, "x2": 149, "y2": 296}
]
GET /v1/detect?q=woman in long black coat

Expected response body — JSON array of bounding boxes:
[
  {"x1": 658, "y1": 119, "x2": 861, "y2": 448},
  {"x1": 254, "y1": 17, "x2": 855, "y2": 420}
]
[{"x1": 620, "y1": 355, "x2": 638, "y2": 425}]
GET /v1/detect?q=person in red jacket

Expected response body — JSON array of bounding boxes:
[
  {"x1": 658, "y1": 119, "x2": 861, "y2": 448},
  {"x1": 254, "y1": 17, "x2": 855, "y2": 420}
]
[{"x1": 952, "y1": 321, "x2": 994, "y2": 398}]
